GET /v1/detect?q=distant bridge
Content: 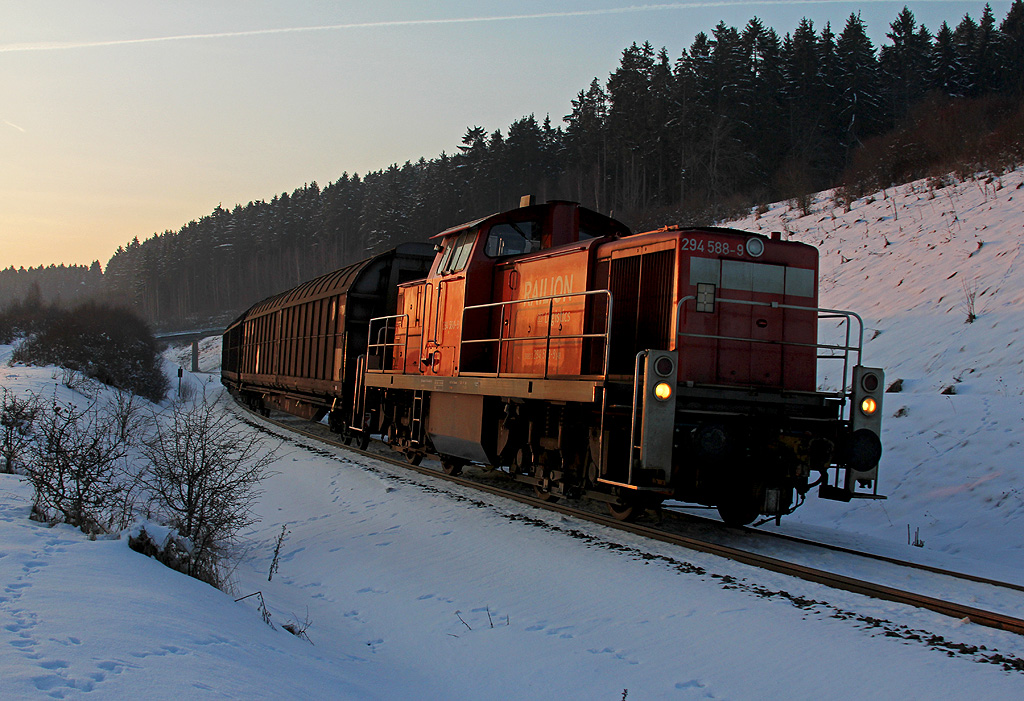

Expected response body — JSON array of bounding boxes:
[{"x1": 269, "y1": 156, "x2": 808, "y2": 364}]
[{"x1": 155, "y1": 327, "x2": 223, "y2": 373}]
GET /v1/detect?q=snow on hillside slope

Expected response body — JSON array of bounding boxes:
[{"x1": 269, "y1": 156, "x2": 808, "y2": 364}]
[{"x1": 725, "y1": 168, "x2": 1024, "y2": 577}]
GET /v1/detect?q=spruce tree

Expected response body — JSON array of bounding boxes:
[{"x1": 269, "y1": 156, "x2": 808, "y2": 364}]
[{"x1": 837, "y1": 13, "x2": 883, "y2": 157}]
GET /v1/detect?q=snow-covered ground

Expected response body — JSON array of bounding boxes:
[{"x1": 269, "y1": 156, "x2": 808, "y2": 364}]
[
  {"x1": 4, "y1": 170, "x2": 1024, "y2": 699},
  {"x1": 730, "y1": 170, "x2": 1024, "y2": 582}
]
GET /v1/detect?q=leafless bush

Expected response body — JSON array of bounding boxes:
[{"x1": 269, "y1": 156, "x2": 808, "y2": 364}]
[
  {"x1": 1, "y1": 387, "x2": 39, "y2": 474},
  {"x1": 961, "y1": 279, "x2": 978, "y2": 323},
  {"x1": 52, "y1": 367, "x2": 98, "y2": 397},
  {"x1": 830, "y1": 185, "x2": 855, "y2": 213},
  {"x1": 268, "y1": 523, "x2": 288, "y2": 582},
  {"x1": 235, "y1": 591, "x2": 274, "y2": 628},
  {"x1": 790, "y1": 191, "x2": 814, "y2": 217},
  {"x1": 13, "y1": 301, "x2": 168, "y2": 401},
  {"x1": 283, "y1": 608, "x2": 313, "y2": 643},
  {"x1": 140, "y1": 393, "x2": 277, "y2": 587},
  {"x1": 177, "y1": 378, "x2": 196, "y2": 402},
  {"x1": 24, "y1": 389, "x2": 142, "y2": 533}
]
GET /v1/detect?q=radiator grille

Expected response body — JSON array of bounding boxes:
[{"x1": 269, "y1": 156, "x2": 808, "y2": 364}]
[{"x1": 608, "y1": 249, "x2": 675, "y2": 372}]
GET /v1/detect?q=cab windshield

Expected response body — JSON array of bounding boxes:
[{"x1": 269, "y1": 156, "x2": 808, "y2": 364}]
[{"x1": 484, "y1": 221, "x2": 541, "y2": 257}]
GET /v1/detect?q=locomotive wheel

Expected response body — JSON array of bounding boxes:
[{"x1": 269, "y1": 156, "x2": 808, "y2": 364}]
[
  {"x1": 350, "y1": 431, "x2": 370, "y2": 450},
  {"x1": 716, "y1": 495, "x2": 760, "y2": 527},
  {"x1": 441, "y1": 457, "x2": 466, "y2": 476},
  {"x1": 405, "y1": 450, "x2": 424, "y2": 466}
]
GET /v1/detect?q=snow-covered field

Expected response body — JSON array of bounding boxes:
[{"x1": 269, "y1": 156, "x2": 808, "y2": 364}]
[{"x1": 4, "y1": 170, "x2": 1024, "y2": 699}]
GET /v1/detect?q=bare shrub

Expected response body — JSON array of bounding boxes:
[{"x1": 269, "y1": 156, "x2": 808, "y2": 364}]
[
  {"x1": 961, "y1": 279, "x2": 978, "y2": 323},
  {"x1": 839, "y1": 95, "x2": 1023, "y2": 196},
  {"x1": 13, "y1": 301, "x2": 168, "y2": 401},
  {"x1": 831, "y1": 185, "x2": 856, "y2": 213},
  {"x1": 1, "y1": 387, "x2": 39, "y2": 474},
  {"x1": 24, "y1": 389, "x2": 142, "y2": 534},
  {"x1": 268, "y1": 523, "x2": 288, "y2": 582},
  {"x1": 52, "y1": 367, "x2": 98, "y2": 397},
  {"x1": 790, "y1": 191, "x2": 814, "y2": 217},
  {"x1": 283, "y1": 609, "x2": 313, "y2": 643},
  {"x1": 140, "y1": 393, "x2": 277, "y2": 587}
]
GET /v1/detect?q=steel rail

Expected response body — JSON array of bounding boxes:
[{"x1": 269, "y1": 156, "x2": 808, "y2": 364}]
[
  {"x1": 663, "y1": 507, "x2": 1024, "y2": 595},
  {"x1": 235, "y1": 401, "x2": 1024, "y2": 637}
]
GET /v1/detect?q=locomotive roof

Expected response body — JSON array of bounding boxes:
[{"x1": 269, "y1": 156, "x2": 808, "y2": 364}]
[
  {"x1": 430, "y1": 201, "x2": 630, "y2": 240},
  {"x1": 432, "y1": 214, "x2": 493, "y2": 239},
  {"x1": 642, "y1": 225, "x2": 764, "y2": 237}
]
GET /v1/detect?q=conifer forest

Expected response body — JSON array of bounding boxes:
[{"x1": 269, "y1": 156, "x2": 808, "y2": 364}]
[{"x1": 3, "y1": 4, "x2": 1024, "y2": 329}]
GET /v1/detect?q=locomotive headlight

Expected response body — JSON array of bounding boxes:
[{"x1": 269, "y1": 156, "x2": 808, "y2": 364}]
[
  {"x1": 860, "y1": 372, "x2": 880, "y2": 392},
  {"x1": 654, "y1": 382, "x2": 673, "y2": 401},
  {"x1": 746, "y1": 236, "x2": 765, "y2": 257},
  {"x1": 860, "y1": 397, "x2": 878, "y2": 416}
]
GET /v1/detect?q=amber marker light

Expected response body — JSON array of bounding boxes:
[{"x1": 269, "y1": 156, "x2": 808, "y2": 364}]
[
  {"x1": 860, "y1": 397, "x2": 878, "y2": 415},
  {"x1": 654, "y1": 382, "x2": 673, "y2": 401}
]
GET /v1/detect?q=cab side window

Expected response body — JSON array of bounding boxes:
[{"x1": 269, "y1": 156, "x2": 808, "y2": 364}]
[
  {"x1": 438, "y1": 229, "x2": 476, "y2": 275},
  {"x1": 485, "y1": 222, "x2": 541, "y2": 258}
]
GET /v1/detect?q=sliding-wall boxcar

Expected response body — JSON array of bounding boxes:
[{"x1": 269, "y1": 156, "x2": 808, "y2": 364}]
[{"x1": 221, "y1": 243, "x2": 434, "y2": 427}]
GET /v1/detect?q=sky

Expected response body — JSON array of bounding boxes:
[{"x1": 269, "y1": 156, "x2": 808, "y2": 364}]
[{"x1": 0, "y1": 1, "x2": 1009, "y2": 271}]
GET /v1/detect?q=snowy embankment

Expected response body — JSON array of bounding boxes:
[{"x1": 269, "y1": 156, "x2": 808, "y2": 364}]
[
  {"x1": 727, "y1": 170, "x2": 1024, "y2": 579},
  {"x1": 3, "y1": 172, "x2": 1024, "y2": 699}
]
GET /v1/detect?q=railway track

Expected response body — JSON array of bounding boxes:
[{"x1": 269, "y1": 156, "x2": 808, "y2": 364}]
[
  {"x1": 663, "y1": 507, "x2": 1024, "y2": 596},
  {"x1": 234, "y1": 401, "x2": 1024, "y2": 639}
]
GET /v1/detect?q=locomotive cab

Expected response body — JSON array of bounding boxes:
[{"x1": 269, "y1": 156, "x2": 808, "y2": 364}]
[
  {"x1": 385, "y1": 200, "x2": 628, "y2": 378},
  {"x1": 366, "y1": 200, "x2": 632, "y2": 481}
]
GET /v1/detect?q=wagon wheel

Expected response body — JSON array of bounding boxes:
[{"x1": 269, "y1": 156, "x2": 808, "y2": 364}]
[
  {"x1": 441, "y1": 457, "x2": 466, "y2": 476},
  {"x1": 328, "y1": 411, "x2": 346, "y2": 434},
  {"x1": 399, "y1": 437, "x2": 424, "y2": 465},
  {"x1": 329, "y1": 414, "x2": 354, "y2": 446},
  {"x1": 533, "y1": 485, "x2": 559, "y2": 503},
  {"x1": 607, "y1": 498, "x2": 639, "y2": 522}
]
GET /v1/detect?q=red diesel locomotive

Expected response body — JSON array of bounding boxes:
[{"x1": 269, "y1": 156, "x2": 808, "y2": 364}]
[{"x1": 222, "y1": 197, "x2": 884, "y2": 524}]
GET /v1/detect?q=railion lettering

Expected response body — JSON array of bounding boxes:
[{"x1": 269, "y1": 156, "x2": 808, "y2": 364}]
[{"x1": 522, "y1": 274, "x2": 574, "y2": 304}]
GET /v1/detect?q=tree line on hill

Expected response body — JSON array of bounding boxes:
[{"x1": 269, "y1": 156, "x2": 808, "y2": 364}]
[
  {"x1": 0, "y1": 263, "x2": 105, "y2": 315},
  {"x1": 2, "y1": 3, "x2": 1024, "y2": 329}
]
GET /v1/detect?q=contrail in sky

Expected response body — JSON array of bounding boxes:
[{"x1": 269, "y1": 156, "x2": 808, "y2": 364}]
[
  {"x1": 0, "y1": 1, "x2": 970, "y2": 53},
  {"x1": 3, "y1": 120, "x2": 27, "y2": 132}
]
